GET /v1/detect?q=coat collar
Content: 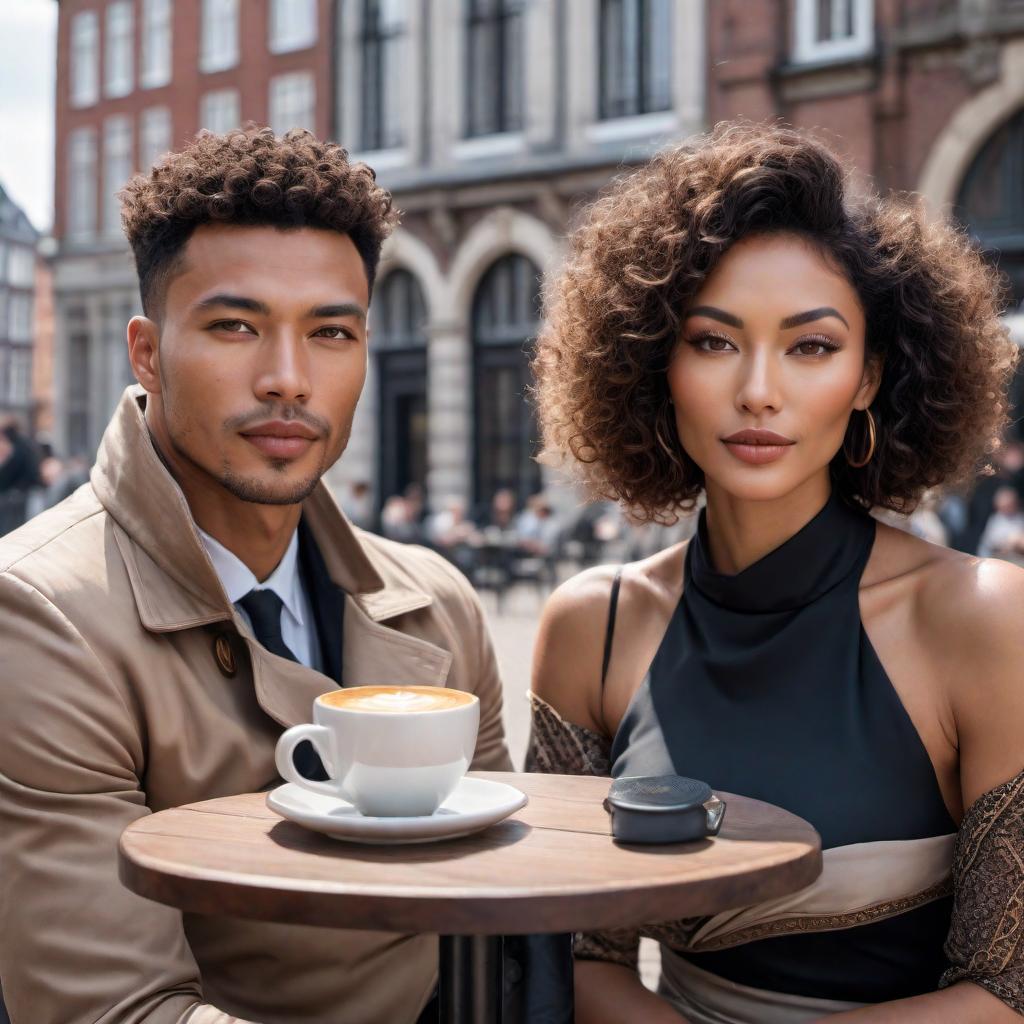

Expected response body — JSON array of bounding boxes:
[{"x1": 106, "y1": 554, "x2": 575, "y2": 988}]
[{"x1": 92, "y1": 387, "x2": 433, "y2": 633}]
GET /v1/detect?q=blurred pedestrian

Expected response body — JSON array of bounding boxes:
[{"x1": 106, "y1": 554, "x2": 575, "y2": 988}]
[
  {"x1": 977, "y1": 485, "x2": 1024, "y2": 564},
  {"x1": 341, "y1": 480, "x2": 373, "y2": 530}
]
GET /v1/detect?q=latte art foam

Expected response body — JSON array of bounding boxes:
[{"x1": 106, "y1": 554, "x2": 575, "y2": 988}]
[{"x1": 321, "y1": 685, "x2": 475, "y2": 713}]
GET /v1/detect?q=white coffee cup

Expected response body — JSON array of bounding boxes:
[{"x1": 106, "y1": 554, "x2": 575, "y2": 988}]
[{"x1": 275, "y1": 685, "x2": 480, "y2": 817}]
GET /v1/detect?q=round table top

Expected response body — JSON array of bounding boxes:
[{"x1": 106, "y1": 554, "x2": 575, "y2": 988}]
[{"x1": 119, "y1": 772, "x2": 822, "y2": 935}]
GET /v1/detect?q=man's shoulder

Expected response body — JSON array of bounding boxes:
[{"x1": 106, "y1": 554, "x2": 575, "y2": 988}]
[{"x1": 0, "y1": 484, "x2": 112, "y2": 601}]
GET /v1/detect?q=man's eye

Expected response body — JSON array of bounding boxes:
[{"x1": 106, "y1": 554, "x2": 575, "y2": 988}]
[
  {"x1": 214, "y1": 320, "x2": 255, "y2": 334},
  {"x1": 315, "y1": 326, "x2": 352, "y2": 340}
]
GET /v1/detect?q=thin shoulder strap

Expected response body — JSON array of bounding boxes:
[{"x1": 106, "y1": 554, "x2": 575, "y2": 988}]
[{"x1": 600, "y1": 567, "x2": 624, "y2": 691}]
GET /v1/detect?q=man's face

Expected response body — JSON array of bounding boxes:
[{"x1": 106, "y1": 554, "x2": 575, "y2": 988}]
[{"x1": 137, "y1": 224, "x2": 369, "y2": 507}]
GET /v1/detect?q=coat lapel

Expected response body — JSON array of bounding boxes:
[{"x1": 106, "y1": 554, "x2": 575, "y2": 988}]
[{"x1": 95, "y1": 386, "x2": 454, "y2": 731}]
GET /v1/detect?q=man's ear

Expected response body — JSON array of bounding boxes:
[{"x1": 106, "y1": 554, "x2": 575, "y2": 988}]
[
  {"x1": 127, "y1": 316, "x2": 161, "y2": 394},
  {"x1": 855, "y1": 353, "x2": 883, "y2": 411}
]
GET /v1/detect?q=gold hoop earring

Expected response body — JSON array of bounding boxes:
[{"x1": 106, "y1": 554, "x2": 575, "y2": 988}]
[{"x1": 845, "y1": 408, "x2": 877, "y2": 468}]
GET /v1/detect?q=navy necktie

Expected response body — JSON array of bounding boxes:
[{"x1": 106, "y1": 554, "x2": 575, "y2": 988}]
[
  {"x1": 238, "y1": 589, "x2": 297, "y2": 662},
  {"x1": 239, "y1": 589, "x2": 325, "y2": 781}
]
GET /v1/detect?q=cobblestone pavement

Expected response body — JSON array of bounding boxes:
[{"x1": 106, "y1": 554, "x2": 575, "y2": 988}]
[{"x1": 481, "y1": 584, "x2": 662, "y2": 993}]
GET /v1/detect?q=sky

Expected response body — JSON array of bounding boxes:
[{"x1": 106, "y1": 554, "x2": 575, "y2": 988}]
[{"x1": 0, "y1": 0, "x2": 57, "y2": 234}]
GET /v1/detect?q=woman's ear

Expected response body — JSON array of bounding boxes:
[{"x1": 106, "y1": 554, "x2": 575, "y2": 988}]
[{"x1": 855, "y1": 354, "x2": 883, "y2": 410}]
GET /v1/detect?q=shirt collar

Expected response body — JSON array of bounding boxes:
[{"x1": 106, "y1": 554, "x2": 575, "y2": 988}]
[{"x1": 197, "y1": 526, "x2": 305, "y2": 627}]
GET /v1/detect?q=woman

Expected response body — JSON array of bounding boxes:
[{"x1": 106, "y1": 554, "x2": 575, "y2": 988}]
[{"x1": 528, "y1": 123, "x2": 1024, "y2": 1023}]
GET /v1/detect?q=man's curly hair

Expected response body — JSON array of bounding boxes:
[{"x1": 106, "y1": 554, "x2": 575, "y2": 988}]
[
  {"x1": 120, "y1": 125, "x2": 398, "y2": 318},
  {"x1": 533, "y1": 122, "x2": 1019, "y2": 521}
]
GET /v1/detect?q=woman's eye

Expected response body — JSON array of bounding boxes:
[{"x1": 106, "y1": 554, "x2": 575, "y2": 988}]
[
  {"x1": 793, "y1": 339, "x2": 837, "y2": 356},
  {"x1": 695, "y1": 334, "x2": 734, "y2": 352},
  {"x1": 314, "y1": 326, "x2": 351, "y2": 340}
]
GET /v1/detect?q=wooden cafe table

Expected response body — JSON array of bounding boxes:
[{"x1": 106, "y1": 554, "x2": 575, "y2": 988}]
[{"x1": 119, "y1": 771, "x2": 822, "y2": 1024}]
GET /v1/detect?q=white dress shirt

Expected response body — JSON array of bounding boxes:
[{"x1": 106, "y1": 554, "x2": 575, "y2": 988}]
[{"x1": 198, "y1": 526, "x2": 322, "y2": 672}]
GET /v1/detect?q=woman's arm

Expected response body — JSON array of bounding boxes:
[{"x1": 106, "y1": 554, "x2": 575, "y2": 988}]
[
  {"x1": 823, "y1": 557, "x2": 1024, "y2": 1022},
  {"x1": 575, "y1": 961, "x2": 688, "y2": 1024},
  {"x1": 816, "y1": 981, "x2": 1019, "y2": 1022}
]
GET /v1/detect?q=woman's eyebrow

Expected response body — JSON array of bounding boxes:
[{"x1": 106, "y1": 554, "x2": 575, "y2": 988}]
[
  {"x1": 779, "y1": 306, "x2": 850, "y2": 329},
  {"x1": 684, "y1": 305, "x2": 850, "y2": 330}
]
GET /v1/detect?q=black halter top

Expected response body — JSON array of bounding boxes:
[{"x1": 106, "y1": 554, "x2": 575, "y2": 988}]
[{"x1": 609, "y1": 491, "x2": 957, "y2": 1003}]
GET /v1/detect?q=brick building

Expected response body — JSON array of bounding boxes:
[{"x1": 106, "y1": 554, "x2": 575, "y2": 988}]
[{"x1": 48, "y1": 0, "x2": 1024, "y2": 514}]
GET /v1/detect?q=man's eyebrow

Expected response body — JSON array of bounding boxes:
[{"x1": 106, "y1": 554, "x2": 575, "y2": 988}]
[
  {"x1": 779, "y1": 306, "x2": 850, "y2": 330},
  {"x1": 308, "y1": 302, "x2": 366, "y2": 321},
  {"x1": 684, "y1": 305, "x2": 850, "y2": 330},
  {"x1": 194, "y1": 294, "x2": 271, "y2": 315}
]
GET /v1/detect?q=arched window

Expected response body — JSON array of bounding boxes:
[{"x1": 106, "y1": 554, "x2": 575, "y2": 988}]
[
  {"x1": 956, "y1": 108, "x2": 1024, "y2": 310},
  {"x1": 374, "y1": 270, "x2": 428, "y2": 505},
  {"x1": 471, "y1": 254, "x2": 542, "y2": 507},
  {"x1": 956, "y1": 108, "x2": 1024, "y2": 438}
]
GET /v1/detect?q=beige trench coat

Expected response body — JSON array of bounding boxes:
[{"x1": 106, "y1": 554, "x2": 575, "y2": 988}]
[{"x1": 0, "y1": 387, "x2": 512, "y2": 1024}]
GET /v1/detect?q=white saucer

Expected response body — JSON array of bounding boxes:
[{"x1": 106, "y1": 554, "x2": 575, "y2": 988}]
[{"x1": 266, "y1": 776, "x2": 528, "y2": 845}]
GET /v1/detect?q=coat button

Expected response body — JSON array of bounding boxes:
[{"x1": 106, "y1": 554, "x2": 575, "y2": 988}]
[{"x1": 213, "y1": 633, "x2": 237, "y2": 677}]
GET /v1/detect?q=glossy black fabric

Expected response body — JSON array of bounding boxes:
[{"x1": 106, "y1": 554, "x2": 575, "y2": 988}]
[{"x1": 610, "y1": 492, "x2": 957, "y2": 1003}]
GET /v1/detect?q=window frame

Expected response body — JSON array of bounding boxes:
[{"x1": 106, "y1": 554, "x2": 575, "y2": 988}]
[
  {"x1": 104, "y1": 0, "x2": 135, "y2": 99},
  {"x1": 792, "y1": 0, "x2": 874, "y2": 65},
  {"x1": 360, "y1": 0, "x2": 407, "y2": 152},
  {"x1": 70, "y1": 10, "x2": 100, "y2": 108},
  {"x1": 139, "y1": 106, "x2": 172, "y2": 171},
  {"x1": 268, "y1": 71, "x2": 317, "y2": 135},
  {"x1": 102, "y1": 115, "x2": 134, "y2": 239},
  {"x1": 463, "y1": 0, "x2": 525, "y2": 140},
  {"x1": 597, "y1": 0, "x2": 673, "y2": 122},
  {"x1": 199, "y1": 89, "x2": 241, "y2": 134},
  {"x1": 200, "y1": 0, "x2": 240, "y2": 74},
  {"x1": 67, "y1": 127, "x2": 99, "y2": 243},
  {"x1": 269, "y1": 0, "x2": 318, "y2": 54},
  {"x1": 140, "y1": 0, "x2": 173, "y2": 89}
]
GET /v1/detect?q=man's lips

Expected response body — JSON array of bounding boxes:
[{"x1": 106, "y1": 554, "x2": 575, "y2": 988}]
[{"x1": 239, "y1": 420, "x2": 321, "y2": 459}]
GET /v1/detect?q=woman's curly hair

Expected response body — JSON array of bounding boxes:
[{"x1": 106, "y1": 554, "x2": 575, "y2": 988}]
[
  {"x1": 120, "y1": 125, "x2": 398, "y2": 317},
  {"x1": 533, "y1": 122, "x2": 1019, "y2": 521}
]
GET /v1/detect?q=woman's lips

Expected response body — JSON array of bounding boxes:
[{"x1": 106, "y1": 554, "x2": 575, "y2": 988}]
[{"x1": 722, "y1": 441, "x2": 792, "y2": 465}]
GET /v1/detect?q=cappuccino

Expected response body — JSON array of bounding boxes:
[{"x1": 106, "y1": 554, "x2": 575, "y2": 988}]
[{"x1": 322, "y1": 685, "x2": 474, "y2": 714}]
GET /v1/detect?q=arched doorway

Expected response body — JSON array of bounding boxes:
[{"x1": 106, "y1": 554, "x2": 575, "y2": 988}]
[
  {"x1": 471, "y1": 254, "x2": 542, "y2": 509},
  {"x1": 374, "y1": 269, "x2": 428, "y2": 507},
  {"x1": 956, "y1": 108, "x2": 1024, "y2": 438}
]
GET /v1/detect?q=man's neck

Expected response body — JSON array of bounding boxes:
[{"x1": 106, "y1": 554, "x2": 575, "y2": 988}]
[
  {"x1": 146, "y1": 423, "x2": 302, "y2": 583},
  {"x1": 191, "y1": 502, "x2": 302, "y2": 583}
]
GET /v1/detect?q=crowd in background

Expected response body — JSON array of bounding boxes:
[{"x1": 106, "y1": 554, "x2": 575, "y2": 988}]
[{"x1": 0, "y1": 415, "x2": 89, "y2": 536}]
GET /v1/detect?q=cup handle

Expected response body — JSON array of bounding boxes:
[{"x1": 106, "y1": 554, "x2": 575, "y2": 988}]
[{"x1": 275, "y1": 724, "x2": 339, "y2": 798}]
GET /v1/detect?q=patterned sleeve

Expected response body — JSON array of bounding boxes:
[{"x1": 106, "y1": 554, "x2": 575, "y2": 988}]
[
  {"x1": 526, "y1": 693, "x2": 640, "y2": 971},
  {"x1": 939, "y1": 766, "x2": 1024, "y2": 1014}
]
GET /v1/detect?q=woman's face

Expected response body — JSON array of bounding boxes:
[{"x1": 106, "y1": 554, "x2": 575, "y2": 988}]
[{"x1": 668, "y1": 232, "x2": 879, "y2": 504}]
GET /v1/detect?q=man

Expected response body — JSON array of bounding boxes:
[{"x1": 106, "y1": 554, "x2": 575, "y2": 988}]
[{"x1": 0, "y1": 127, "x2": 511, "y2": 1024}]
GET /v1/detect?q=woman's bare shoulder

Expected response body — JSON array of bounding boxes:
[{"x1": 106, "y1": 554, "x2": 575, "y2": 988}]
[{"x1": 531, "y1": 542, "x2": 689, "y2": 732}]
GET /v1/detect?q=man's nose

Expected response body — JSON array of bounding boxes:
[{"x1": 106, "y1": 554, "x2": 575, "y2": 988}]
[{"x1": 254, "y1": 333, "x2": 311, "y2": 403}]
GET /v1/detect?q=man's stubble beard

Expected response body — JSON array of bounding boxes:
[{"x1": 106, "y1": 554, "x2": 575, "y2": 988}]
[{"x1": 168, "y1": 418, "x2": 352, "y2": 508}]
